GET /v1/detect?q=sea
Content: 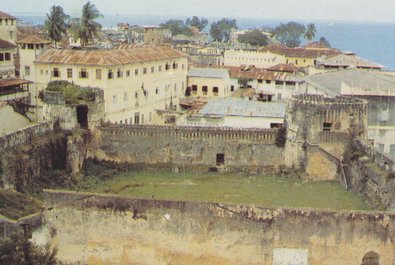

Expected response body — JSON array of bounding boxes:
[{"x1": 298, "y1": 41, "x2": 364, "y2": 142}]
[{"x1": 13, "y1": 13, "x2": 395, "y2": 70}]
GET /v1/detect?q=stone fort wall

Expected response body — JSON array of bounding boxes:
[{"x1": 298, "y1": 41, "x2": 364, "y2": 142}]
[
  {"x1": 34, "y1": 190, "x2": 395, "y2": 265},
  {"x1": 92, "y1": 124, "x2": 284, "y2": 173}
]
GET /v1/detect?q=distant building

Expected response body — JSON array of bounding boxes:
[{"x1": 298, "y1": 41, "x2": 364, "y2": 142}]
[
  {"x1": 0, "y1": 11, "x2": 17, "y2": 44},
  {"x1": 303, "y1": 69, "x2": 395, "y2": 156},
  {"x1": 0, "y1": 102, "x2": 31, "y2": 136},
  {"x1": 177, "y1": 98, "x2": 285, "y2": 129},
  {"x1": 143, "y1": 26, "x2": 171, "y2": 45},
  {"x1": 187, "y1": 68, "x2": 231, "y2": 98},
  {"x1": 224, "y1": 48, "x2": 286, "y2": 68},
  {"x1": 225, "y1": 65, "x2": 305, "y2": 101},
  {"x1": 34, "y1": 45, "x2": 188, "y2": 124},
  {"x1": 315, "y1": 52, "x2": 384, "y2": 70}
]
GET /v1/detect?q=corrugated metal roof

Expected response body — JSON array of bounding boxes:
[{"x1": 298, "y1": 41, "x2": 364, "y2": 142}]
[
  {"x1": 17, "y1": 34, "x2": 51, "y2": 44},
  {"x1": 308, "y1": 69, "x2": 395, "y2": 94},
  {"x1": 35, "y1": 45, "x2": 187, "y2": 66},
  {"x1": 260, "y1": 43, "x2": 342, "y2": 58},
  {"x1": 0, "y1": 11, "x2": 16, "y2": 20},
  {"x1": 0, "y1": 38, "x2": 16, "y2": 49},
  {"x1": 222, "y1": 66, "x2": 303, "y2": 82},
  {"x1": 316, "y1": 54, "x2": 383, "y2": 69},
  {"x1": 188, "y1": 68, "x2": 229, "y2": 79},
  {"x1": 199, "y1": 98, "x2": 286, "y2": 118}
]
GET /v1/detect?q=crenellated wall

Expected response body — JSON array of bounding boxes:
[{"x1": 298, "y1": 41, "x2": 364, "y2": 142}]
[
  {"x1": 35, "y1": 190, "x2": 395, "y2": 265},
  {"x1": 91, "y1": 124, "x2": 284, "y2": 173}
]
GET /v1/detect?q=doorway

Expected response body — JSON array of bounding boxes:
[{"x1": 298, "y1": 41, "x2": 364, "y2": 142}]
[{"x1": 76, "y1": 105, "x2": 88, "y2": 129}]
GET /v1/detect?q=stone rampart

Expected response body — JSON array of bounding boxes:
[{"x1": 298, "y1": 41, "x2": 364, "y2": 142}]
[
  {"x1": 36, "y1": 190, "x2": 395, "y2": 265},
  {"x1": 92, "y1": 124, "x2": 283, "y2": 173},
  {"x1": 0, "y1": 121, "x2": 56, "y2": 151}
]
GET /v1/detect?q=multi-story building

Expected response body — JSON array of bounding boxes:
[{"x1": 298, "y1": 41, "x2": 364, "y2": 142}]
[
  {"x1": 0, "y1": 11, "x2": 17, "y2": 44},
  {"x1": 34, "y1": 45, "x2": 188, "y2": 124},
  {"x1": 224, "y1": 42, "x2": 342, "y2": 69},
  {"x1": 187, "y1": 68, "x2": 231, "y2": 98}
]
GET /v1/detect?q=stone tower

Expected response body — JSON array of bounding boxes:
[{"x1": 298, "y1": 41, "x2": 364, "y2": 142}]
[{"x1": 285, "y1": 94, "x2": 368, "y2": 175}]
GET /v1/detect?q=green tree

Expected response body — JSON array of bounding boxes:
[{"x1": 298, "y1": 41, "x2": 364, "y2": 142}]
[
  {"x1": 185, "y1": 16, "x2": 208, "y2": 31},
  {"x1": 272, "y1": 21, "x2": 306, "y2": 48},
  {"x1": 160, "y1": 19, "x2": 192, "y2": 36},
  {"x1": 319, "y1": 36, "x2": 331, "y2": 48},
  {"x1": 210, "y1": 18, "x2": 237, "y2": 42},
  {"x1": 73, "y1": 1, "x2": 102, "y2": 47},
  {"x1": 304, "y1": 23, "x2": 316, "y2": 41},
  {"x1": 44, "y1": 5, "x2": 69, "y2": 48},
  {"x1": 238, "y1": 29, "x2": 269, "y2": 46}
]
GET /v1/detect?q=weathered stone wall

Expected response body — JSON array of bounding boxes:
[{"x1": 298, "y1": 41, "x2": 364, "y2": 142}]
[
  {"x1": 346, "y1": 139, "x2": 395, "y2": 210},
  {"x1": 36, "y1": 190, "x2": 395, "y2": 265},
  {"x1": 91, "y1": 125, "x2": 284, "y2": 173}
]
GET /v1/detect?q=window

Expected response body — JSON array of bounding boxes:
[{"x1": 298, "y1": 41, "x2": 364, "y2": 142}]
[
  {"x1": 143, "y1": 67, "x2": 147, "y2": 74},
  {"x1": 9, "y1": 31, "x2": 14, "y2": 40},
  {"x1": 96, "y1": 69, "x2": 102, "y2": 79},
  {"x1": 108, "y1": 70, "x2": 113, "y2": 79},
  {"x1": 67, "y1": 68, "x2": 72, "y2": 78},
  {"x1": 230, "y1": 85, "x2": 234, "y2": 92},
  {"x1": 213, "y1": 87, "x2": 219, "y2": 96},
  {"x1": 155, "y1": 88, "x2": 159, "y2": 94},
  {"x1": 11, "y1": 20, "x2": 14, "y2": 25},
  {"x1": 158, "y1": 65, "x2": 162, "y2": 72},
  {"x1": 52, "y1": 67, "x2": 60, "y2": 77},
  {"x1": 202, "y1": 86, "x2": 208, "y2": 95},
  {"x1": 323, "y1": 122, "x2": 332, "y2": 132},
  {"x1": 126, "y1": 70, "x2": 130, "y2": 76},
  {"x1": 378, "y1": 144, "x2": 385, "y2": 152},
  {"x1": 117, "y1": 68, "x2": 122, "y2": 78},
  {"x1": 123, "y1": 92, "x2": 128, "y2": 101},
  {"x1": 0, "y1": 19, "x2": 2, "y2": 25},
  {"x1": 5, "y1": 19, "x2": 7, "y2": 25},
  {"x1": 46, "y1": 70, "x2": 49, "y2": 75},
  {"x1": 135, "y1": 92, "x2": 138, "y2": 98},
  {"x1": 0, "y1": 53, "x2": 4, "y2": 61},
  {"x1": 182, "y1": 64, "x2": 185, "y2": 69},
  {"x1": 28, "y1": 44, "x2": 34, "y2": 49},
  {"x1": 40, "y1": 69, "x2": 43, "y2": 75},
  {"x1": 192, "y1": 85, "x2": 198, "y2": 95},
  {"x1": 135, "y1": 69, "x2": 138, "y2": 75},
  {"x1": 172, "y1": 61, "x2": 178, "y2": 69},
  {"x1": 21, "y1": 44, "x2": 26, "y2": 49},
  {"x1": 79, "y1": 68, "x2": 88, "y2": 78},
  {"x1": 165, "y1": 63, "x2": 170, "y2": 70},
  {"x1": 112, "y1": 94, "x2": 117, "y2": 104},
  {"x1": 134, "y1": 112, "x2": 140, "y2": 124},
  {"x1": 277, "y1": 93, "x2": 282, "y2": 100},
  {"x1": 24, "y1": 66, "x2": 30, "y2": 76},
  {"x1": 151, "y1": 66, "x2": 154, "y2": 73},
  {"x1": 4, "y1": 53, "x2": 11, "y2": 61},
  {"x1": 216, "y1": 153, "x2": 225, "y2": 166},
  {"x1": 295, "y1": 59, "x2": 299, "y2": 65},
  {"x1": 390, "y1": 145, "x2": 395, "y2": 156},
  {"x1": 258, "y1": 79, "x2": 263, "y2": 84}
]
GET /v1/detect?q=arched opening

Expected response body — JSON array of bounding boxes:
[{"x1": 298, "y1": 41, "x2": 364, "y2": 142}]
[{"x1": 361, "y1": 251, "x2": 380, "y2": 265}]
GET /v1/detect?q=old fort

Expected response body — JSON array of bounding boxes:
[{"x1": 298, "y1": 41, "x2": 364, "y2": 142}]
[{"x1": 0, "y1": 6, "x2": 395, "y2": 265}]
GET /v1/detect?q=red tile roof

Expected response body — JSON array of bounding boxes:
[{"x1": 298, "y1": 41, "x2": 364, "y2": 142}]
[
  {"x1": 0, "y1": 11, "x2": 17, "y2": 20},
  {"x1": 268, "y1": 63, "x2": 305, "y2": 73},
  {"x1": 0, "y1": 38, "x2": 16, "y2": 49},
  {"x1": 35, "y1": 45, "x2": 187, "y2": 66},
  {"x1": 260, "y1": 43, "x2": 342, "y2": 59}
]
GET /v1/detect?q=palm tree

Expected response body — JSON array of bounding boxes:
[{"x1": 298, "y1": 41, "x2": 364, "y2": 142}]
[
  {"x1": 78, "y1": 2, "x2": 102, "y2": 47},
  {"x1": 304, "y1": 23, "x2": 316, "y2": 42},
  {"x1": 44, "y1": 5, "x2": 69, "y2": 48}
]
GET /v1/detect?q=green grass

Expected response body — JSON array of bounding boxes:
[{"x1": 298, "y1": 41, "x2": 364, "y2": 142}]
[
  {"x1": 0, "y1": 190, "x2": 42, "y2": 220},
  {"x1": 77, "y1": 170, "x2": 370, "y2": 211}
]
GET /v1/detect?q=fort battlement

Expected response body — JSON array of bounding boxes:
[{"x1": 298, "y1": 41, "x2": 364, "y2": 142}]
[
  {"x1": 100, "y1": 124, "x2": 278, "y2": 143},
  {"x1": 356, "y1": 139, "x2": 395, "y2": 172},
  {"x1": 290, "y1": 94, "x2": 367, "y2": 109}
]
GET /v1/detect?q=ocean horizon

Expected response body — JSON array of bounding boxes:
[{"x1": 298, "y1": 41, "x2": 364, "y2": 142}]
[{"x1": 12, "y1": 12, "x2": 395, "y2": 70}]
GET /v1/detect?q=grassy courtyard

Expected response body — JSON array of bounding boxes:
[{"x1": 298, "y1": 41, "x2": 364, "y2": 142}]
[{"x1": 77, "y1": 167, "x2": 370, "y2": 211}]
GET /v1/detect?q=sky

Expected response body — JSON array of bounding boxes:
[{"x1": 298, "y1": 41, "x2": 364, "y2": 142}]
[{"x1": 2, "y1": 0, "x2": 395, "y2": 24}]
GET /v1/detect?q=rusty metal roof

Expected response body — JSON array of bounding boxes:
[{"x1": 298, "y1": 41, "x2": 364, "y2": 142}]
[
  {"x1": 0, "y1": 78, "x2": 32, "y2": 88},
  {"x1": 0, "y1": 11, "x2": 16, "y2": 20},
  {"x1": 18, "y1": 34, "x2": 51, "y2": 44},
  {"x1": 260, "y1": 43, "x2": 341, "y2": 58},
  {"x1": 221, "y1": 66, "x2": 303, "y2": 82},
  {"x1": 35, "y1": 45, "x2": 187, "y2": 66},
  {"x1": 0, "y1": 38, "x2": 16, "y2": 49}
]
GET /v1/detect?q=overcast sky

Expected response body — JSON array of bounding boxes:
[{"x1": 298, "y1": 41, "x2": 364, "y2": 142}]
[{"x1": 3, "y1": 0, "x2": 395, "y2": 23}]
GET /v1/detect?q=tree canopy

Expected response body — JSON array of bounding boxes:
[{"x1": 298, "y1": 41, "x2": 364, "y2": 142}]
[
  {"x1": 160, "y1": 19, "x2": 192, "y2": 36},
  {"x1": 319, "y1": 36, "x2": 331, "y2": 48},
  {"x1": 44, "y1": 5, "x2": 69, "y2": 47},
  {"x1": 272, "y1": 21, "x2": 306, "y2": 48},
  {"x1": 210, "y1": 18, "x2": 237, "y2": 42},
  {"x1": 304, "y1": 23, "x2": 316, "y2": 41},
  {"x1": 71, "y1": 1, "x2": 102, "y2": 47},
  {"x1": 185, "y1": 16, "x2": 208, "y2": 31},
  {"x1": 238, "y1": 29, "x2": 269, "y2": 46}
]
